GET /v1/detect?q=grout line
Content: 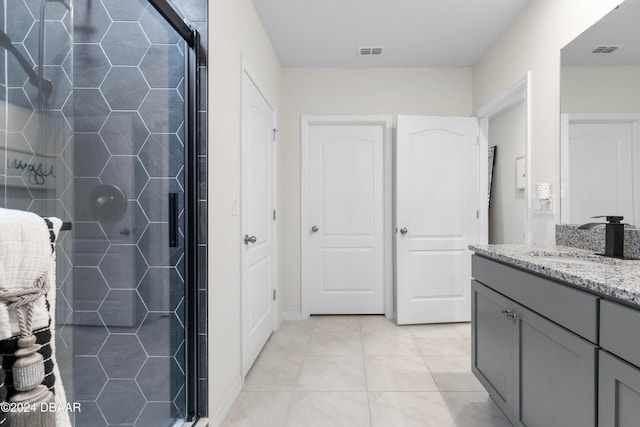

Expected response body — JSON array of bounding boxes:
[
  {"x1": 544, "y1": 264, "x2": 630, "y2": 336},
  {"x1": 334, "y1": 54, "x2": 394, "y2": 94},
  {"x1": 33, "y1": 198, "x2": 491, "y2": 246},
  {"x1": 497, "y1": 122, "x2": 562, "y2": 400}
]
[{"x1": 359, "y1": 316, "x2": 374, "y2": 426}]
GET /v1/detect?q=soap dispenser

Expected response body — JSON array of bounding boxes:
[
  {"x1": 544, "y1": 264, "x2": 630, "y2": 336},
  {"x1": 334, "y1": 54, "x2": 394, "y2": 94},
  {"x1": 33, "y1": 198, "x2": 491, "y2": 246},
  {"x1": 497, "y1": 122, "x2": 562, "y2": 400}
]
[{"x1": 578, "y1": 215, "x2": 625, "y2": 258}]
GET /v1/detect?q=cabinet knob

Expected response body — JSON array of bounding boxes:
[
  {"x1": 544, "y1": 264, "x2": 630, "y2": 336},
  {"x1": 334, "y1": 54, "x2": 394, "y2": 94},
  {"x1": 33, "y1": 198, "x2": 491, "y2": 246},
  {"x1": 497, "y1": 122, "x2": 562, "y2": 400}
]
[{"x1": 501, "y1": 309, "x2": 517, "y2": 320}]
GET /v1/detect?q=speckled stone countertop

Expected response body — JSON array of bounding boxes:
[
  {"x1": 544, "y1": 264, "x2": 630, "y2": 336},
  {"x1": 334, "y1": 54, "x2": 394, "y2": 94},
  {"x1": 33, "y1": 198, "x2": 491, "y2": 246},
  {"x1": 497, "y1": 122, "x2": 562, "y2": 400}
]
[{"x1": 469, "y1": 244, "x2": 640, "y2": 306}]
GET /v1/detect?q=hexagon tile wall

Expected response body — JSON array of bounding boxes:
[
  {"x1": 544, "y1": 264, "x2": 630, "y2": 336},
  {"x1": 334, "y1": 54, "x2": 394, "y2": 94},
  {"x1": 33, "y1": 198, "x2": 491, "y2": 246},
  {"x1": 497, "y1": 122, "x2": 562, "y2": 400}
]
[{"x1": 0, "y1": 0, "x2": 208, "y2": 425}]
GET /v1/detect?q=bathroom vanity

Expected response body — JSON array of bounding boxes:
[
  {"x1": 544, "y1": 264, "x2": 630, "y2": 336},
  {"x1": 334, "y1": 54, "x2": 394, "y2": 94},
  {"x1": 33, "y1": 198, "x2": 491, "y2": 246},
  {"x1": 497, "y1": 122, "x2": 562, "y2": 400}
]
[{"x1": 470, "y1": 244, "x2": 640, "y2": 427}]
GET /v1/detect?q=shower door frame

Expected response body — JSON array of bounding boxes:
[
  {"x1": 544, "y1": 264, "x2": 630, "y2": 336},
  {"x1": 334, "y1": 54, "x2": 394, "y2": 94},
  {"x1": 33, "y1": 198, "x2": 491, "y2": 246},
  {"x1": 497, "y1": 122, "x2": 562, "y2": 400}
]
[{"x1": 148, "y1": 0, "x2": 202, "y2": 422}]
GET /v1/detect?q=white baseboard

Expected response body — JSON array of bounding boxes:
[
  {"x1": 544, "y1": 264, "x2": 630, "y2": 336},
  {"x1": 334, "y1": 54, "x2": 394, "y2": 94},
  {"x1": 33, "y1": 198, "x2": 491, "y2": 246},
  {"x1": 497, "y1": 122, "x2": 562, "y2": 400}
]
[
  {"x1": 280, "y1": 311, "x2": 308, "y2": 321},
  {"x1": 209, "y1": 376, "x2": 243, "y2": 427}
]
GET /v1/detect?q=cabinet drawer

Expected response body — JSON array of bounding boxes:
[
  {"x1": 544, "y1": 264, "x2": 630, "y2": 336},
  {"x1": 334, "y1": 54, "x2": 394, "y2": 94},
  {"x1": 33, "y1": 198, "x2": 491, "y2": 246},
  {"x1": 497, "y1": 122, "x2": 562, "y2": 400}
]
[
  {"x1": 472, "y1": 255, "x2": 599, "y2": 343},
  {"x1": 601, "y1": 300, "x2": 640, "y2": 368}
]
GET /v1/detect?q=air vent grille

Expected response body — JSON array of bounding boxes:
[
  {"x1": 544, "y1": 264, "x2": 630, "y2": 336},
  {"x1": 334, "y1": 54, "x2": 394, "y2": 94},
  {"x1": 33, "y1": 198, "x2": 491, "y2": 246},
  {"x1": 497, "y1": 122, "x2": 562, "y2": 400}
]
[
  {"x1": 591, "y1": 45, "x2": 620, "y2": 54},
  {"x1": 359, "y1": 46, "x2": 384, "y2": 56}
]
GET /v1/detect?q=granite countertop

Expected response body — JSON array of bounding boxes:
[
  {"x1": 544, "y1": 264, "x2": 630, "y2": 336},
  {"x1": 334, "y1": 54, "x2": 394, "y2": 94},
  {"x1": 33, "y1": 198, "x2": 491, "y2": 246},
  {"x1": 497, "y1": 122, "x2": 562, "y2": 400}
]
[{"x1": 469, "y1": 244, "x2": 640, "y2": 306}]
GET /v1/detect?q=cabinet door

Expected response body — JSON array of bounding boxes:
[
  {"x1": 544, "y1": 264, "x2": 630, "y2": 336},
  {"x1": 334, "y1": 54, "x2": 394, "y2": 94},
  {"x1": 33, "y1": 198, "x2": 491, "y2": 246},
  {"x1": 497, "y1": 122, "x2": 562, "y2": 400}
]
[
  {"x1": 599, "y1": 350, "x2": 640, "y2": 427},
  {"x1": 514, "y1": 304, "x2": 597, "y2": 427},
  {"x1": 471, "y1": 280, "x2": 516, "y2": 421}
]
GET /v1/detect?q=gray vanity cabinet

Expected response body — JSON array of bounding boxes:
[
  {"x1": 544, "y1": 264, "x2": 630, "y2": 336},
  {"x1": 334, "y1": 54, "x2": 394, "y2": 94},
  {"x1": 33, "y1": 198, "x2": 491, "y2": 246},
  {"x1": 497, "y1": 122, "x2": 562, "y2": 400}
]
[
  {"x1": 599, "y1": 300, "x2": 640, "y2": 426},
  {"x1": 472, "y1": 273, "x2": 597, "y2": 427},
  {"x1": 515, "y1": 299, "x2": 596, "y2": 427},
  {"x1": 599, "y1": 351, "x2": 640, "y2": 426},
  {"x1": 472, "y1": 280, "x2": 516, "y2": 419}
]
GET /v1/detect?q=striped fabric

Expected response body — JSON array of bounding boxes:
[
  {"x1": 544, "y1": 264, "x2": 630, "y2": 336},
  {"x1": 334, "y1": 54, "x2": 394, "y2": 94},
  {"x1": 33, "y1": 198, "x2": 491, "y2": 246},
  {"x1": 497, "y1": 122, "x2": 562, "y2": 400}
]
[
  {"x1": 0, "y1": 327, "x2": 56, "y2": 397},
  {"x1": 0, "y1": 209, "x2": 70, "y2": 426}
]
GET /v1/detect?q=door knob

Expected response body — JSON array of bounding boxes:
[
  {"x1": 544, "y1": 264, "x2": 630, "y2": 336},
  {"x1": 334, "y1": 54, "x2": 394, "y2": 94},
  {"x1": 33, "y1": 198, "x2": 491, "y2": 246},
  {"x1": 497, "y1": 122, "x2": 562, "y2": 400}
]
[
  {"x1": 399, "y1": 227, "x2": 408, "y2": 235},
  {"x1": 244, "y1": 235, "x2": 257, "y2": 245},
  {"x1": 311, "y1": 226, "x2": 319, "y2": 233}
]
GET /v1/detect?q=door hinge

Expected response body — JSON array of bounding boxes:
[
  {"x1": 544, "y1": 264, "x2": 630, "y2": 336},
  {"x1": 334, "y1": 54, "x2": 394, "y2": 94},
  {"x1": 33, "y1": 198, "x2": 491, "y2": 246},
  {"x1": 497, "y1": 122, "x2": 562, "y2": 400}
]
[
  {"x1": 273, "y1": 289, "x2": 277, "y2": 301},
  {"x1": 476, "y1": 210, "x2": 480, "y2": 219},
  {"x1": 273, "y1": 128, "x2": 279, "y2": 141},
  {"x1": 476, "y1": 136, "x2": 480, "y2": 146},
  {"x1": 273, "y1": 209, "x2": 277, "y2": 221}
]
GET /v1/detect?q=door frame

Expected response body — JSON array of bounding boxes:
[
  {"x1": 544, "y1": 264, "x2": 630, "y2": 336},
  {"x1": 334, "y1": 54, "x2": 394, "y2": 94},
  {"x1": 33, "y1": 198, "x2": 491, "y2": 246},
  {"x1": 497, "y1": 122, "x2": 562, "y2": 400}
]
[
  {"x1": 300, "y1": 115, "x2": 393, "y2": 319},
  {"x1": 240, "y1": 61, "x2": 278, "y2": 376},
  {"x1": 560, "y1": 113, "x2": 640, "y2": 225},
  {"x1": 476, "y1": 72, "x2": 532, "y2": 244}
]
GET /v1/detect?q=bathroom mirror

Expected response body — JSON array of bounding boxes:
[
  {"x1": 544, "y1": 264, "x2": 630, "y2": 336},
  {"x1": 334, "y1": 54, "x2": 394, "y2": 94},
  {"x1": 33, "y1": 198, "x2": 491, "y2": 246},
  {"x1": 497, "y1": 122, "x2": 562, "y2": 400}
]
[{"x1": 560, "y1": 0, "x2": 640, "y2": 226}]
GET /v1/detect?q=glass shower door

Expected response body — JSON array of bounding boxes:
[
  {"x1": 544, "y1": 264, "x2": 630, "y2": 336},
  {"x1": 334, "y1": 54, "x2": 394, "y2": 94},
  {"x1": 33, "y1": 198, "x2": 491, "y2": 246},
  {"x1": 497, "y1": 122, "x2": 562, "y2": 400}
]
[
  {"x1": 1, "y1": 1, "x2": 194, "y2": 426},
  {"x1": 70, "y1": 2, "x2": 188, "y2": 425}
]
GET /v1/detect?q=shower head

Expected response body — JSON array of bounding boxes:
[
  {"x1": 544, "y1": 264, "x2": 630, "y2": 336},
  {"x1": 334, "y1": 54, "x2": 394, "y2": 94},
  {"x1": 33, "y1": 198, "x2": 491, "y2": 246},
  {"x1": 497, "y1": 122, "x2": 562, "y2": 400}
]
[{"x1": 0, "y1": 31, "x2": 53, "y2": 96}]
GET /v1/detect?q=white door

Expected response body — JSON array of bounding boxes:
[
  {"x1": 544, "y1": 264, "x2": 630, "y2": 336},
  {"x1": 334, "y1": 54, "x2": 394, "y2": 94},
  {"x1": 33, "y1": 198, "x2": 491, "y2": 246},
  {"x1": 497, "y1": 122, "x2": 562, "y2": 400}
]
[
  {"x1": 304, "y1": 120, "x2": 386, "y2": 314},
  {"x1": 565, "y1": 122, "x2": 634, "y2": 225},
  {"x1": 396, "y1": 115, "x2": 480, "y2": 325},
  {"x1": 242, "y1": 71, "x2": 276, "y2": 375}
]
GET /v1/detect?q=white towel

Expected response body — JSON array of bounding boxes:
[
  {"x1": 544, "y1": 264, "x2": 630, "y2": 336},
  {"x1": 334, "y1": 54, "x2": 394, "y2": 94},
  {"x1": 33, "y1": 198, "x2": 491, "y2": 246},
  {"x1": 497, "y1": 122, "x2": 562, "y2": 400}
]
[
  {"x1": 0, "y1": 208, "x2": 59, "y2": 339},
  {"x1": 0, "y1": 208, "x2": 70, "y2": 427}
]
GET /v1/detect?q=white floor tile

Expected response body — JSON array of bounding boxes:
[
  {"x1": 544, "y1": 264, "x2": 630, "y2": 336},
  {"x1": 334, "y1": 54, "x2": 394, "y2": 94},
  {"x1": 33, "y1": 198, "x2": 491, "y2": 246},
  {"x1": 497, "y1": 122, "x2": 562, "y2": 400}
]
[
  {"x1": 424, "y1": 356, "x2": 485, "y2": 392},
  {"x1": 313, "y1": 315, "x2": 361, "y2": 333},
  {"x1": 222, "y1": 391, "x2": 293, "y2": 427},
  {"x1": 230, "y1": 317, "x2": 493, "y2": 426},
  {"x1": 297, "y1": 356, "x2": 367, "y2": 391},
  {"x1": 440, "y1": 391, "x2": 511, "y2": 427},
  {"x1": 307, "y1": 332, "x2": 363, "y2": 355},
  {"x1": 453, "y1": 322, "x2": 472, "y2": 342},
  {"x1": 278, "y1": 318, "x2": 317, "y2": 334},
  {"x1": 406, "y1": 322, "x2": 469, "y2": 339},
  {"x1": 359, "y1": 315, "x2": 401, "y2": 333},
  {"x1": 362, "y1": 331, "x2": 420, "y2": 356},
  {"x1": 365, "y1": 356, "x2": 438, "y2": 391},
  {"x1": 244, "y1": 354, "x2": 304, "y2": 391},
  {"x1": 285, "y1": 392, "x2": 370, "y2": 427},
  {"x1": 369, "y1": 391, "x2": 457, "y2": 427},
  {"x1": 414, "y1": 334, "x2": 471, "y2": 357},
  {"x1": 261, "y1": 331, "x2": 311, "y2": 356}
]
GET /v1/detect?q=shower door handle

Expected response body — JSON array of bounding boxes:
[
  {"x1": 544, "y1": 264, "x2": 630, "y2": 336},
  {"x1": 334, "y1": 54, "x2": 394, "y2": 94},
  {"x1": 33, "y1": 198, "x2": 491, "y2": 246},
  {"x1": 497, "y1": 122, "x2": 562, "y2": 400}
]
[{"x1": 169, "y1": 193, "x2": 179, "y2": 247}]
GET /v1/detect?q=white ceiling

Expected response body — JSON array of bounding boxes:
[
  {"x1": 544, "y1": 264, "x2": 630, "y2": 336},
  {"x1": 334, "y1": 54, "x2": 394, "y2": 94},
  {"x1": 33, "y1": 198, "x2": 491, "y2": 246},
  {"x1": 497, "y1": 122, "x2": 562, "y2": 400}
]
[
  {"x1": 251, "y1": 0, "x2": 530, "y2": 67},
  {"x1": 562, "y1": 0, "x2": 640, "y2": 66}
]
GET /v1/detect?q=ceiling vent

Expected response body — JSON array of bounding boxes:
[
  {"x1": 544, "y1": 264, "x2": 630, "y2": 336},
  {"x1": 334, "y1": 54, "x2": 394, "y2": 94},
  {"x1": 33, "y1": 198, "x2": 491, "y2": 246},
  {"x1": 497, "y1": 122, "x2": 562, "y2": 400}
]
[
  {"x1": 359, "y1": 46, "x2": 384, "y2": 56},
  {"x1": 591, "y1": 45, "x2": 620, "y2": 54}
]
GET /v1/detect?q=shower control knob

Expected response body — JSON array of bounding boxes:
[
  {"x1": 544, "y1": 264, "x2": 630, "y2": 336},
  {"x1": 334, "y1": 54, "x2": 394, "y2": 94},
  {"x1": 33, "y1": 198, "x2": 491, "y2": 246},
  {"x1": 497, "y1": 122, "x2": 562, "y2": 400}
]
[{"x1": 399, "y1": 227, "x2": 408, "y2": 235}]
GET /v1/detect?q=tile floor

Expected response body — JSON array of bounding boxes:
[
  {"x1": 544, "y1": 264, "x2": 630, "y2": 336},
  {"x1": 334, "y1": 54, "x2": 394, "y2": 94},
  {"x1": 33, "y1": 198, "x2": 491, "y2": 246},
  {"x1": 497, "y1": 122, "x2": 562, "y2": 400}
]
[{"x1": 223, "y1": 315, "x2": 511, "y2": 427}]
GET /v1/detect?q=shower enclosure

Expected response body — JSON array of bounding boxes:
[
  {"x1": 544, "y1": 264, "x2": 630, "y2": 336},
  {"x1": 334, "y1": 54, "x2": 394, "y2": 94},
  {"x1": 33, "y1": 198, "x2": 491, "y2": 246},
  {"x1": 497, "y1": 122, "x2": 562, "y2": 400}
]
[{"x1": 0, "y1": 0, "x2": 207, "y2": 425}]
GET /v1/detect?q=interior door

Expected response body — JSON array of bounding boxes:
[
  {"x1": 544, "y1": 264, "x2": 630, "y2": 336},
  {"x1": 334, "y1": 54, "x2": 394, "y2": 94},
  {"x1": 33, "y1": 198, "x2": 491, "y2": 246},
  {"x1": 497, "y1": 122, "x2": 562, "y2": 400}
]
[
  {"x1": 566, "y1": 122, "x2": 634, "y2": 225},
  {"x1": 242, "y1": 71, "x2": 276, "y2": 375},
  {"x1": 304, "y1": 121, "x2": 385, "y2": 314},
  {"x1": 396, "y1": 115, "x2": 480, "y2": 325}
]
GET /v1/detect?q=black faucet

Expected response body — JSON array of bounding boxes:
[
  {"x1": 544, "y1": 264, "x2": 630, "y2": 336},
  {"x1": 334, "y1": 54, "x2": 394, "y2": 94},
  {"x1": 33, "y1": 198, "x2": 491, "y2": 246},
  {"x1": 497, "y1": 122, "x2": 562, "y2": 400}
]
[{"x1": 578, "y1": 216, "x2": 625, "y2": 258}]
